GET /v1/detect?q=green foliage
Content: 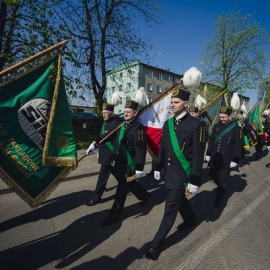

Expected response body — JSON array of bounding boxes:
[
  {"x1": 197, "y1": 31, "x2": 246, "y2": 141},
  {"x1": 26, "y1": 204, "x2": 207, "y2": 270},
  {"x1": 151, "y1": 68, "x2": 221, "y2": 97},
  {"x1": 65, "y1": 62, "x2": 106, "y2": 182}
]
[
  {"x1": 73, "y1": 127, "x2": 97, "y2": 150},
  {"x1": 201, "y1": 8, "x2": 270, "y2": 94}
]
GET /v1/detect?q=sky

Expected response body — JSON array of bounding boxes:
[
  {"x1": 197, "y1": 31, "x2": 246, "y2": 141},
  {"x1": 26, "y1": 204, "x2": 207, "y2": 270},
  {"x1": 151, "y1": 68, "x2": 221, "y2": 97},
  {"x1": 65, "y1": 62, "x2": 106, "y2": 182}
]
[{"x1": 142, "y1": 0, "x2": 270, "y2": 108}]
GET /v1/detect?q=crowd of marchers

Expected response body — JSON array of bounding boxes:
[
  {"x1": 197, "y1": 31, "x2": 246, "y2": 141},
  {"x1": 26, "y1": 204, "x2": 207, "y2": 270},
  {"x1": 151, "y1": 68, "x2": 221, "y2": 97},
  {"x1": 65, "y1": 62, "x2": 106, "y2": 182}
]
[{"x1": 84, "y1": 84, "x2": 270, "y2": 260}]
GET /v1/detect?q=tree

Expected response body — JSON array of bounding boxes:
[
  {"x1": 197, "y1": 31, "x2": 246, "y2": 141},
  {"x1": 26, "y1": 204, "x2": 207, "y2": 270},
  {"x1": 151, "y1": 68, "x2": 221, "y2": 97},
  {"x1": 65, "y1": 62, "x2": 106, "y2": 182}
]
[
  {"x1": 0, "y1": 0, "x2": 65, "y2": 73},
  {"x1": 201, "y1": 8, "x2": 270, "y2": 94},
  {"x1": 52, "y1": 0, "x2": 160, "y2": 115},
  {"x1": 258, "y1": 76, "x2": 270, "y2": 110}
]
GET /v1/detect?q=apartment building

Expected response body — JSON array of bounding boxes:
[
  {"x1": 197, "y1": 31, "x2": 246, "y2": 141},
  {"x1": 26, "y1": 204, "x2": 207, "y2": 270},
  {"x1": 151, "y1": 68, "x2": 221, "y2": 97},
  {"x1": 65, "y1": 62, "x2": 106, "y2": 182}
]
[
  {"x1": 106, "y1": 61, "x2": 250, "y2": 114},
  {"x1": 106, "y1": 61, "x2": 182, "y2": 114}
]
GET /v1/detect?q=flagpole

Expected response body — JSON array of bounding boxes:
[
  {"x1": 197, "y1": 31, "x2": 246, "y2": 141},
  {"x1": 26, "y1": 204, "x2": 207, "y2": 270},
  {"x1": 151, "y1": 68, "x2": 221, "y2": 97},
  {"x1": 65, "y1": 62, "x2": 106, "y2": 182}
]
[
  {"x1": 198, "y1": 89, "x2": 227, "y2": 116},
  {"x1": 0, "y1": 40, "x2": 70, "y2": 77}
]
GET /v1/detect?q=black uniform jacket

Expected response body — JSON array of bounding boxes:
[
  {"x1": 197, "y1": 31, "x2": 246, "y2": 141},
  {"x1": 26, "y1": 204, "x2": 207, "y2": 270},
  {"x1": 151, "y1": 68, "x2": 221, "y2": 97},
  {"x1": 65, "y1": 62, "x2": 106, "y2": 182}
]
[
  {"x1": 96, "y1": 117, "x2": 123, "y2": 165},
  {"x1": 207, "y1": 120, "x2": 242, "y2": 165},
  {"x1": 156, "y1": 113, "x2": 204, "y2": 190},
  {"x1": 113, "y1": 120, "x2": 147, "y2": 174}
]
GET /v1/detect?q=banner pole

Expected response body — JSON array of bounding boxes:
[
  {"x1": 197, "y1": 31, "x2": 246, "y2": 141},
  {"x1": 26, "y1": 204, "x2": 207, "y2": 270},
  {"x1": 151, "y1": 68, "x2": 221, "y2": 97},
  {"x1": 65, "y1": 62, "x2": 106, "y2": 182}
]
[{"x1": 0, "y1": 40, "x2": 70, "y2": 77}]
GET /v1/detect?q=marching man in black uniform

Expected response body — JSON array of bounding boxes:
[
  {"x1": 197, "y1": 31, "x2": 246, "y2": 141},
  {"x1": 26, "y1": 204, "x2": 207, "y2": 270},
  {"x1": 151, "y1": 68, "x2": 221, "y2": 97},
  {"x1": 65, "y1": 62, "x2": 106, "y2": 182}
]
[
  {"x1": 143, "y1": 86, "x2": 205, "y2": 260},
  {"x1": 85, "y1": 103, "x2": 123, "y2": 206},
  {"x1": 189, "y1": 105, "x2": 209, "y2": 154},
  {"x1": 261, "y1": 113, "x2": 270, "y2": 152},
  {"x1": 205, "y1": 106, "x2": 242, "y2": 207},
  {"x1": 99, "y1": 99, "x2": 151, "y2": 226},
  {"x1": 189, "y1": 105, "x2": 199, "y2": 118},
  {"x1": 236, "y1": 109, "x2": 256, "y2": 166}
]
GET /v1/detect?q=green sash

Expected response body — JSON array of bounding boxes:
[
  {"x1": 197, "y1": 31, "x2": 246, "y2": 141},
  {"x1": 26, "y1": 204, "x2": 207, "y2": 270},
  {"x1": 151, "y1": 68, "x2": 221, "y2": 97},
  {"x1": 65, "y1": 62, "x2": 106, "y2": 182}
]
[
  {"x1": 118, "y1": 125, "x2": 135, "y2": 175},
  {"x1": 214, "y1": 121, "x2": 237, "y2": 145},
  {"x1": 102, "y1": 123, "x2": 115, "y2": 153},
  {"x1": 168, "y1": 118, "x2": 191, "y2": 178}
]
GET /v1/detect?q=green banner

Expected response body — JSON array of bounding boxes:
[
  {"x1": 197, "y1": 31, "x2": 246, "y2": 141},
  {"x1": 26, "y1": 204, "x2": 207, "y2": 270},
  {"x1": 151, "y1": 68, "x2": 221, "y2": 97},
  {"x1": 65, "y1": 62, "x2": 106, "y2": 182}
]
[
  {"x1": 0, "y1": 55, "x2": 77, "y2": 208},
  {"x1": 198, "y1": 93, "x2": 226, "y2": 135},
  {"x1": 248, "y1": 101, "x2": 263, "y2": 135}
]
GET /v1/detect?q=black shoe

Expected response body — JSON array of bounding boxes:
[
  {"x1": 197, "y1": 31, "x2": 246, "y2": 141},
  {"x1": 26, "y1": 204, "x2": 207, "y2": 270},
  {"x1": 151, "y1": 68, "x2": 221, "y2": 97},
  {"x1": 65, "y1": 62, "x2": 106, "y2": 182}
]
[
  {"x1": 85, "y1": 198, "x2": 100, "y2": 206},
  {"x1": 146, "y1": 171, "x2": 154, "y2": 177},
  {"x1": 139, "y1": 193, "x2": 151, "y2": 206},
  {"x1": 213, "y1": 200, "x2": 221, "y2": 207},
  {"x1": 100, "y1": 217, "x2": 119, "y2": 227},
  {"x1": 177, "y1": 218, "x2": 197, "y2": 231},
  {"x1": 143, "y1": 247, "x2": 160, "y2": 260}
]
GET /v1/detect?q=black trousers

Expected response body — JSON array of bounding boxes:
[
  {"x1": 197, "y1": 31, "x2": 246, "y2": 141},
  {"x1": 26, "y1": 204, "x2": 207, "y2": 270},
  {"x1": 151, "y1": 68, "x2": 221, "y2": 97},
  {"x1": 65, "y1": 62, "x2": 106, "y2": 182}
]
[
  {"x1": 106, "y1": 169, "x2": 150, "y2": 220},
  {"x1": 209, "y1": 163, "x2": 230, "y2": 202},
  {"x1": 151, "y1": 190, "x2": 195, "y2": 248},
  {"x1": 91, "y1": 164, "x2": 111, "y2": 201}
]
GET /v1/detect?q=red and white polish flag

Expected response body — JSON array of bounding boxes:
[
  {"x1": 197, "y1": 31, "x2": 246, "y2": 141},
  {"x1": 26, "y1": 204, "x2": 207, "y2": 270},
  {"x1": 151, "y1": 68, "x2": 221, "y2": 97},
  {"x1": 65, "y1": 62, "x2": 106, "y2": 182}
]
[{"x1": 137, "y1": 91, "x2": 173, "y2": 158}]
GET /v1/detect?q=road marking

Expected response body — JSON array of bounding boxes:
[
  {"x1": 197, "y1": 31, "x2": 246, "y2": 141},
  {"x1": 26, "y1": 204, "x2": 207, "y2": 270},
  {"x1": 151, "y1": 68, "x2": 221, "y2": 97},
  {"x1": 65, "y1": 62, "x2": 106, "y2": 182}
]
[{"x1": 174, "y1": 185, "x2": 270, "y2": 270}]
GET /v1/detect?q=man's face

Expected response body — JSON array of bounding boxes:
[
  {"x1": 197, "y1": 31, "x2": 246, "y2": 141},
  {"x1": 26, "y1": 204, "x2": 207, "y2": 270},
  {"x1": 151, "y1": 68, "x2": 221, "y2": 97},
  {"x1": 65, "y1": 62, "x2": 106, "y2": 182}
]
[
  {"x1": 102, "y1": 111, "x2": 113, "y2": 121},
  {"x1": 237, "y1": 114, "x2": 243, "y2": 120},
  {"x1": 219, "y1": 113, "x2": 230, "y2": 124},
  {"x1": 190, "y1": 112, "x2": 198, "y2": 118},
  {"x1": 171, "y1": 97, "x2": 187, "y2": 116},
  {"x1": 124, "y1": 108, "x2": 137, "y2": 121}
]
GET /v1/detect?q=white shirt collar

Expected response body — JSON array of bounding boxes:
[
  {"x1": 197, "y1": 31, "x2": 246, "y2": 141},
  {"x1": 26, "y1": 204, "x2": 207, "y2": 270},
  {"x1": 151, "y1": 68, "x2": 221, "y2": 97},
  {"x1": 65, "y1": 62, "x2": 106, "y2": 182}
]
[{"x1": 176, "y1": 111, "x2": 187, "y2": 121}]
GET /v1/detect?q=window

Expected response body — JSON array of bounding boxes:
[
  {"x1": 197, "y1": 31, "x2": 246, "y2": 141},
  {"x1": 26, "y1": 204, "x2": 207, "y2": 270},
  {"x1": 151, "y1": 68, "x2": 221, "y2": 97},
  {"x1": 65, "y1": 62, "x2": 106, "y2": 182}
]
[
  {"x1": 147, "y1": 83, "x2": 153, "y2": 91},
  {"x1": 157, "y1": 73, "x2": 162, "y2": 80},
  {"x1": 167, "y1": 75, "x2": 171, "y2": 82},
  {"x1": 148, "y1": 70, "x2": 153, "y2": 78},
  {"x1": 148, "y1": 97, "x2": 153, "y2": 103},
  {"x1": 127, "y1": 83, "x2": 131, "y2": 89},
  {"x1": 157, "y1": 85, "x2": 162, "y2": 93},
  {"x1": 120, "y1": 72, "x2": 123, "y2": 78}
]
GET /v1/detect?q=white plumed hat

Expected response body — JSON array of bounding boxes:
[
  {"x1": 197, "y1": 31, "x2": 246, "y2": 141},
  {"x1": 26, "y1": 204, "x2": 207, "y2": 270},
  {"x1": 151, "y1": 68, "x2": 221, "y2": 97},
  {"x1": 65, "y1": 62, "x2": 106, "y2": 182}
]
[{"x1": 230, "y1": 92, "x2": 240, "y2": 110}]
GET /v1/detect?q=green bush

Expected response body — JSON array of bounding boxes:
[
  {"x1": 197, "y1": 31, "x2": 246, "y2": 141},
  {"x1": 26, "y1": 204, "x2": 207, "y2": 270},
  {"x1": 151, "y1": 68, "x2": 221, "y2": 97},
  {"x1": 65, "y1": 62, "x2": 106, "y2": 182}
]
[{"x1": 73, "y1": 127, "x2": 98, "y2": 149}]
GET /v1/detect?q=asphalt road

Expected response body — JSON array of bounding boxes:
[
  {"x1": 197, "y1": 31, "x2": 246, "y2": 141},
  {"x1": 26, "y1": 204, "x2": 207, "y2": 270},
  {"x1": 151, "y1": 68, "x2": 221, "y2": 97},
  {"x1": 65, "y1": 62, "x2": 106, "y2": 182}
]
[{"x1": 0, "y1": 147, "x2": 270, "y2": 270}]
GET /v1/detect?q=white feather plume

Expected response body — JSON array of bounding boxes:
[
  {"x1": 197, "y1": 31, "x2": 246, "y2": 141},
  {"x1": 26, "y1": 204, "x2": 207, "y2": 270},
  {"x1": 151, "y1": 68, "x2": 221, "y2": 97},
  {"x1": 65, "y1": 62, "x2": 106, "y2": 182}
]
[
  {"x1": 132, "y1": 87, "x2": 149, "y2": 106},
  {"x1": 230, "y1": 92, "x2": 240, "y2": 110},
  {"x1": 182, "y1": 67, "x2": 202, "y2": 91},
  {"x1": 194, "y1": 94, "x2": 207, "y2": 109},
  {"x1": 262, "y1": 109, "x2": 270, "y2": 116},
  {"x1": 240, "y1": 101, "x2": 248, "y2": 114},
  {"x1": 111, "y1": 90, "x2": 125, "y2": 106}
]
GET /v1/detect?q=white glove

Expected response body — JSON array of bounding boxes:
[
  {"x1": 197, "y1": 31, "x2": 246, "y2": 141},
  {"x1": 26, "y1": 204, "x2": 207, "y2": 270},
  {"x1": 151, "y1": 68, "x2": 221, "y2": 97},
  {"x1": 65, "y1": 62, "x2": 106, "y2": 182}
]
[
  {"x1": 187, "y1": 183, "x2": 199, "y2": 194},
  {"x1": 230, "y1": 161, "x2": 238, "y2": 168},
  {"x1": 86, "y1": 143, "x2": 95, "y2": 155},
  {"x1": 267, "y1": 146, "x2": 270, "y2": 151},
  {"x1": 205, "y1": 155, "x2": 210, "y2": 162},
  {"x1": 135, "y1": 170, "x2": 144, "y2": 179},
  {"x1": 154, "y1": 171, "x2": 161, "y2": 181}
]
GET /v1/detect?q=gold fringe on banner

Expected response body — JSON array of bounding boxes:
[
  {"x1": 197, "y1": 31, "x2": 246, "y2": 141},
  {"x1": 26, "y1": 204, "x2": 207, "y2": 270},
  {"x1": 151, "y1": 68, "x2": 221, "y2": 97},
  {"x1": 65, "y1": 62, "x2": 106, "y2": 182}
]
[
  {"x1": 0, "y1": 166, "x2": 73, "y2": 208},
  {"x1": 42, "y1": 55, "x2": 77, "y2": 167}
]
